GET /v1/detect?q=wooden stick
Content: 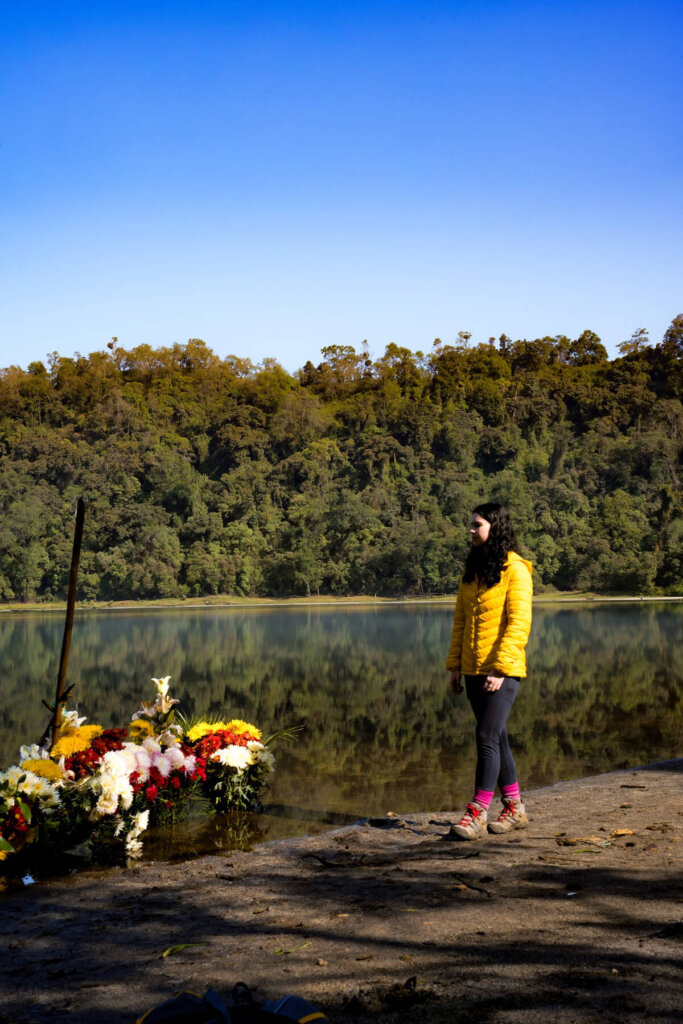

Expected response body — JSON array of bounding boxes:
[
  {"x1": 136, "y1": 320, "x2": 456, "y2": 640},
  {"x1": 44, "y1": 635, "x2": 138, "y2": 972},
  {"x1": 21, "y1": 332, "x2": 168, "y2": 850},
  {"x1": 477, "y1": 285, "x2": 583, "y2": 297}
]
[{"x1": 49, "y1": 498, "x2": 85, "y2": 752}]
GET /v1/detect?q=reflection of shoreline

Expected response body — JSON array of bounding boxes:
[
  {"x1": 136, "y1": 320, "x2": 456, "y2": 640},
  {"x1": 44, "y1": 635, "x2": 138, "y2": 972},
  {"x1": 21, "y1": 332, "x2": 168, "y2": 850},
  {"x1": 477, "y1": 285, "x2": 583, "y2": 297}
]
[
  {"x1": 1, "y1": 605, "x2": 680, "y2": 825},
  {"x1": 1, "y1": 593, "x2": 682, "y2": 615}
]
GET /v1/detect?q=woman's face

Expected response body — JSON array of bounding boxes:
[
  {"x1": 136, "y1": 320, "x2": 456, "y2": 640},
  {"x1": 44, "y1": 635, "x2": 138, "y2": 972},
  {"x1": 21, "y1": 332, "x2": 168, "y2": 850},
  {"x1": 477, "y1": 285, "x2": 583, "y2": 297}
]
[{"x1": 470, "y1": 513, "x2": 491, "y2": 546}]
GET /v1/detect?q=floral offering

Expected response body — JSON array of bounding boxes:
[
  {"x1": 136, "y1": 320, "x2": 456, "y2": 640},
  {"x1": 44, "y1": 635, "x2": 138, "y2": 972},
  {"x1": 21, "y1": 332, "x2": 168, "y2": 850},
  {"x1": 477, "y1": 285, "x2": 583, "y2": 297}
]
[
  {"x1": 185, "y1": 719, "x2": 275, "y2": 812},
  {"x1": 0, "y1": 677, "x2": 276, "y2": 867}
]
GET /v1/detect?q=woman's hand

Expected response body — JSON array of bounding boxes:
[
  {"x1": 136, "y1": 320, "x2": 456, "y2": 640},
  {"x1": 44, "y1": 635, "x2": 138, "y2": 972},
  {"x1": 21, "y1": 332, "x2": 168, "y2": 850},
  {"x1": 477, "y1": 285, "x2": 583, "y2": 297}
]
[
  {"x1": 484, "y1": 674, "x2": 504, "y2": 692},
  {"x1": 449, "y1": 671, "x2": 463, "y2": 694}
]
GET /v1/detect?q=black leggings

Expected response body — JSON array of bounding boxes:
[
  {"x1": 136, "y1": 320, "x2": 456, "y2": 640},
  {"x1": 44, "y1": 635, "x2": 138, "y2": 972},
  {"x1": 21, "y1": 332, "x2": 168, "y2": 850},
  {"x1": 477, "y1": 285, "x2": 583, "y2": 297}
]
[{"x1": 465, "y1": 675, "x2": 520, "y2": 793}]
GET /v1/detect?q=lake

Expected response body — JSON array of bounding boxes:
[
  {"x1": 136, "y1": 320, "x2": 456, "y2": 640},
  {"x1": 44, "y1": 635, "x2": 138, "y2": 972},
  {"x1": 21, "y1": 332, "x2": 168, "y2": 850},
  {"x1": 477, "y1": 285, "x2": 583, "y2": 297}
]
[{"x1": 1, "y1": 602, "x2": 681, "y2": 856}]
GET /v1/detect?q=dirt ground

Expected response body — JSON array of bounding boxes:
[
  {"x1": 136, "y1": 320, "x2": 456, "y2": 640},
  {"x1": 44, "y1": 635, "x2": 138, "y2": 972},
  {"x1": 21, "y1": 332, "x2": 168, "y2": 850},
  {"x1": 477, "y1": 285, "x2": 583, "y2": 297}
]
[{"x1": 1, "y1": 759, "x2": 681, "y2": 1024}]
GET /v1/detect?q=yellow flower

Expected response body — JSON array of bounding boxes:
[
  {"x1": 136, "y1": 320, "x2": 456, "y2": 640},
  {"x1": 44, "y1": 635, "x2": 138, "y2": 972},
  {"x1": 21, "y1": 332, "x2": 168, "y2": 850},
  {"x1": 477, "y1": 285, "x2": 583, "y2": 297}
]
[
  {"x1": 186, "y1": 719, "x2": 262, "y2": 742},
  {"x1": 186, "y1": 721, "x2": 225, "y2": 742},
  {"x1": 129, "y1": 719, "x2": 154, "y2": 739},
  {"x1": 51, "y1": 724, "x2": 103, "y2": 758},
  {"x1": 225, "y1": 719, "x2": 261, "y2": 740},
  {"x1": 22, "y1": 759, "x2": 63, "y2": 782}
]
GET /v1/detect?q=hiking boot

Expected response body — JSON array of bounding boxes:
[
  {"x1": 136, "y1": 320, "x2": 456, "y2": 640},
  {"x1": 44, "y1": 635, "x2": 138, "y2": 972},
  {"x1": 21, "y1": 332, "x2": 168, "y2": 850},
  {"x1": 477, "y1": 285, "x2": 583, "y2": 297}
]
[
  {"x1": 488, "y1": 798, "x2": 529, "y2": 834},
  {"x1": 447, "y1": 803, "x2": 488, "y2": 841}
]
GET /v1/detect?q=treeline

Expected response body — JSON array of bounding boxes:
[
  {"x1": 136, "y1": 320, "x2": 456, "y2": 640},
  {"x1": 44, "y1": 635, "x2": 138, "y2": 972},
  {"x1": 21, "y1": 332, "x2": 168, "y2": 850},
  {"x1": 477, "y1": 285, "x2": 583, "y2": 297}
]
[{"x1": 0, "y1": 317, "x2": 681, "y2": 601}]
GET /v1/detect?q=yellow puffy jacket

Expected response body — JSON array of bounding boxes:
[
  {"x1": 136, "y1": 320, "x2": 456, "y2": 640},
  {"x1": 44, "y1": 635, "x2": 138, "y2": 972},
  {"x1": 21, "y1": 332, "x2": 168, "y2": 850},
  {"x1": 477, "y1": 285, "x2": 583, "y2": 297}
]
[{"x1": 446, "y1": 551, "x2": 533, "y2": 678}]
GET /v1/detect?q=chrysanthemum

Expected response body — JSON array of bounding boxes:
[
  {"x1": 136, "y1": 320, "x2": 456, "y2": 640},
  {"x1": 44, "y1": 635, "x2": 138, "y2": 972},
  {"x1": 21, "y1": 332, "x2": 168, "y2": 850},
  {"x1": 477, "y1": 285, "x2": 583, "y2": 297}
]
[
  {"x1": 212, "y1": 745, "x2": 254, "y2": 772},
  {"x1": 247, "y1": 741, "x2": 275, "y2": 773},
  {"x1": 51, "y1": 725, "x2": 103, "y2": 758},
  {"x1": 225, "y1": 719, "x2": 262, "y2": 740},
  {"x1": 150, "y1": 752, "x2": 172, "y2": 778},
  {"x1": 0, "y1": 766, "x2": 24, "y2": 789},
  {"x1": 14, "y1": 770, "x2": 61, "y2": 808},
  {"x1": 186, "y1": 721, "x2": 226, "y2": 742},
  {"x1": 165, "y1": 747, "x2": 185, "y2": 770},
  {"x1": 21, "y1": 759, "x2": 64, "y2": 782}
]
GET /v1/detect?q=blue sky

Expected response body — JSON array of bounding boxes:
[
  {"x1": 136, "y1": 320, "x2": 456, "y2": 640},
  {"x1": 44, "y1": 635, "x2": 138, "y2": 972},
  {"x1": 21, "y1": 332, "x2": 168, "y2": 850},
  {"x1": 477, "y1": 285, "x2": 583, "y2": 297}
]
[{"x1": 2, "y1": 0, "x2": 681, "y2": 372}]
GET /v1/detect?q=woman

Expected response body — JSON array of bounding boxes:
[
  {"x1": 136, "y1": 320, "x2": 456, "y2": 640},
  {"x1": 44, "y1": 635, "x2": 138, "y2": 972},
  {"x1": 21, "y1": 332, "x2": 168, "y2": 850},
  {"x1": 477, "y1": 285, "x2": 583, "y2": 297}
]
[{"x1": 446, "y1": 502, "x2": 533, "y2": 839}]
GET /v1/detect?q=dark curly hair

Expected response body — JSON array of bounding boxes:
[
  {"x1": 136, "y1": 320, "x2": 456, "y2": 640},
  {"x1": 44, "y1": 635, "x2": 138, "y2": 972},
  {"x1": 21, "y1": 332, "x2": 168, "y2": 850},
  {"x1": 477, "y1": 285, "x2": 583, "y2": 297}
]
[{"x1": 463, "y1": 502, "x2": 518, "y2": 588}]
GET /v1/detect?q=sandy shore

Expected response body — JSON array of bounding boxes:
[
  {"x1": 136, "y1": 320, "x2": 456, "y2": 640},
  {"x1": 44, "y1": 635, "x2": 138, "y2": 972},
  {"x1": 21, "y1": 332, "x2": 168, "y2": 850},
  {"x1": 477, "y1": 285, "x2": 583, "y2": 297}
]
[{"x1": 1, "y1": 759, "x2": 682, "y2": 1023}]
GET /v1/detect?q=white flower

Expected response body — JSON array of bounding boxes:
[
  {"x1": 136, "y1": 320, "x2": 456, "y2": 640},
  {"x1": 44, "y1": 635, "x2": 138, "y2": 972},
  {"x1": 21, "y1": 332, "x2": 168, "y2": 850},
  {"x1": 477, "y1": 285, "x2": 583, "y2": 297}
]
[
  {"x1": 157, "y1": 726, "x2": 183, "y2": 746},
  {"x1": 133, "y1": 676, "x2": 179, "y2": 719},
  {"x1": 126, "y1": 836, "x2": 144, "y2": 857},
  {"x1": 133, "y1": 809, "x2": 149, "y2": 831},
  {"x1": 182, "y1": 754, "x2": 196, "y2": 774},
  {"x1": 212, "y1": 745, "x2": 253, "y2": 773},
  {"x1": 150, "y1": 752, "x2": 172, "y2": 779},
  {"x1": 102, "y1": 747, "x2": 138, "y2": 780},
  {"x1": 247, "y1": 740, "x2": 276, "y2": 773},
  {"x1": 61, "y1": 710, "x2": 87, "y2": 730},
  {"x1": 89, "y1": 748, "x2": 137, "y2": 818},
  {"x1": 124, "y1": 810, "x2": 149, "y2": 859},
  {"x1": 152, "y1": 676, "x2": 171, "y2": 698},
  {"x1": 19, "y1": 744, "x2": 48, "y2": 764},
  {"x1": 0, "y1": 766, "x2": 24, "y2": 789},
  {"x1": 3, "y1": 768, "x2": 62, "y2": 809},
  {"x1": 133, "y1": 699, "x2": 158, "y2": 720},
  {"x1": 91, "y1": 791, "x2": 119, "y2": 820},
  {"x1": 132, "y1": 749, "x2": 152, "y2": 781},
  {"x1": 164, "y1": 747, "x2": 185, "y2": 770}
]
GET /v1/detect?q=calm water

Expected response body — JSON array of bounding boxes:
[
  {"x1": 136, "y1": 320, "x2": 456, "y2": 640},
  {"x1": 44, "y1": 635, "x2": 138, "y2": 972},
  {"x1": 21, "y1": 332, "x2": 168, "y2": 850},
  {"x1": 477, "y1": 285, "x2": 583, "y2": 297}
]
[{"x1": 1, "y1": 602, "x2": 681, "y2": 857}]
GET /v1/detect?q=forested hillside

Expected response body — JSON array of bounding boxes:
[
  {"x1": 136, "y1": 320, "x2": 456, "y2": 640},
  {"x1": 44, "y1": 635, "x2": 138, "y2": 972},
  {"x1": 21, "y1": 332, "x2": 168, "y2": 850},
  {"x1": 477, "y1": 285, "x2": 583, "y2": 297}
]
[{"x1": 1, "y1": 318, "x2": 681, "y2": 601}]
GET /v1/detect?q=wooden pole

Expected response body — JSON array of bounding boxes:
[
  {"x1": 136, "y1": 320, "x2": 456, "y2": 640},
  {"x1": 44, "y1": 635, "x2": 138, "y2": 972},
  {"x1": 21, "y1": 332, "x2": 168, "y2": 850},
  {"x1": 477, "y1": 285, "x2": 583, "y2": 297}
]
[{"x1": 48, "y1": 498, "x2": 85, "y2": 752}]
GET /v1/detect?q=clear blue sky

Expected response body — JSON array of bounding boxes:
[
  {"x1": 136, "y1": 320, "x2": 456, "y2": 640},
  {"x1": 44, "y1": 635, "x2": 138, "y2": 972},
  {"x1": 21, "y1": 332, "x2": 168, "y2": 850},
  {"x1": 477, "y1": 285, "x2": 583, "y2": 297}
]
[{"x1": 2, "y1": 0, "x2": 681, "y2": 372}]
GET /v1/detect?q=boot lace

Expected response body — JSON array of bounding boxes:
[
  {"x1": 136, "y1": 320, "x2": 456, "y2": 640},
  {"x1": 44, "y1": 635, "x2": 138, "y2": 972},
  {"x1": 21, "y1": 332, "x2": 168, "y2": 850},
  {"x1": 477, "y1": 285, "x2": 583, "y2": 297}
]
[{"x1": 458, "y1": 803, "x2": 482, "y2": 826}]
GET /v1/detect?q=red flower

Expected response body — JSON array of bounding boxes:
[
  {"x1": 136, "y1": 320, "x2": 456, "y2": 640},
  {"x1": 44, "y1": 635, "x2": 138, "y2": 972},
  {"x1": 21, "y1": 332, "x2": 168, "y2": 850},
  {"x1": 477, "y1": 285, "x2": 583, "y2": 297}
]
[
  {"x1": 170, "y1": 776, "x2": 181, "y2": 789},
  {"x1": 189, "y1": 755, "x2": 207, "y2": 782},
  {"x1": 2, "y1": 803, "x2": 31, "y2": 839},
  {"x1": 145, "y1": 785, "x2": 158, "y2": 802},
  {"x1": 192, "y1": 728, "x2": 255, "y2": 761}
]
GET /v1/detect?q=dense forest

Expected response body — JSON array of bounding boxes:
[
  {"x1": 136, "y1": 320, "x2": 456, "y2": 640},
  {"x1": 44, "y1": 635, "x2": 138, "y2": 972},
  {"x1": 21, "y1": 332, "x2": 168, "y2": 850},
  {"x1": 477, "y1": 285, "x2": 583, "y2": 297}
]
[{"x1": 0, "y1": 317, "x2": 681, "y2": 601}]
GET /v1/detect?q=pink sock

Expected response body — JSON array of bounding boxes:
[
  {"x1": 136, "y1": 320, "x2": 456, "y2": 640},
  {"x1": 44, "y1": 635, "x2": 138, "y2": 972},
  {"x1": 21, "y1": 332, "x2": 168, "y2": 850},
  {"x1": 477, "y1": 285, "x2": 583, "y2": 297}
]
[
  {"x1": 473, "y1": 789, "x2": 494, "y2": 810},
  {"x1": 501, "y1": 783, "x2": 521, "y2": 802}
]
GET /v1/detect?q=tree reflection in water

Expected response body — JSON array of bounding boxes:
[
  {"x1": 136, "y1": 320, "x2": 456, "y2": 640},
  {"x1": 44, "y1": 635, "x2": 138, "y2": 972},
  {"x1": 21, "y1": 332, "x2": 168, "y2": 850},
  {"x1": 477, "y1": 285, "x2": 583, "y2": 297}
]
[{"x1": 1, "y1": 604, "x2": 681, "y2": 846}]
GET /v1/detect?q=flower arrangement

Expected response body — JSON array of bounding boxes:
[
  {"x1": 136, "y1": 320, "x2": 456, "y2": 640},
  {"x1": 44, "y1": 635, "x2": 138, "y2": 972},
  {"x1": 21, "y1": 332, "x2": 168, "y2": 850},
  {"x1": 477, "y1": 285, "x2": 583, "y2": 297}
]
[
  {"x1": 186, "y1": 719, "x2": 275, "y2": 812},
  {"x1": 0, "y1": 677, "x2": 276, "y2": 867}
]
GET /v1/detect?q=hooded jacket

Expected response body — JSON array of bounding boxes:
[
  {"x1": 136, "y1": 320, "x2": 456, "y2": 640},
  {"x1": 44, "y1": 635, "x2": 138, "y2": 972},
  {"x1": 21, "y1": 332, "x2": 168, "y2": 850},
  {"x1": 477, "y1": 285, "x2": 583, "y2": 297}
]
[{"x1": 446, "y1": 551, "x2": 533, "y2": 678}]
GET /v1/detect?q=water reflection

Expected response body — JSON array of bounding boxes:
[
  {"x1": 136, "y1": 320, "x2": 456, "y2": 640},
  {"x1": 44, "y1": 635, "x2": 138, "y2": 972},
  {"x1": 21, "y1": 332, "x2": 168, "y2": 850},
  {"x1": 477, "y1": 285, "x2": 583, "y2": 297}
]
[{"x1": 1, "y1": 603, "x2": 681, "y2": 859}]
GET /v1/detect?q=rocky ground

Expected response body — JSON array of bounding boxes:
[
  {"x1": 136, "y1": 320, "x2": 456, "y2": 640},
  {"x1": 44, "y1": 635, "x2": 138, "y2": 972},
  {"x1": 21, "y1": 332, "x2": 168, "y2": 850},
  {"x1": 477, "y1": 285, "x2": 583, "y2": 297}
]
[{"x1": 1, "y1": 759, "x2": 681, "y2": 1023}]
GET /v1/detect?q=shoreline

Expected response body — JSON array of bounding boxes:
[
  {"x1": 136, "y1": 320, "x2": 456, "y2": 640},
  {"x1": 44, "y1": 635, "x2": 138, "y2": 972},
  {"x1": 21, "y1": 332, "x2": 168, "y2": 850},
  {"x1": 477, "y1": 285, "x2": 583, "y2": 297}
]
[
  {"x1": 1, "y1": 592, "x2": 681, "y2": 614},
  {"x1": 1, "y1": 758, "x2": 681, "y2": 1022}
]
